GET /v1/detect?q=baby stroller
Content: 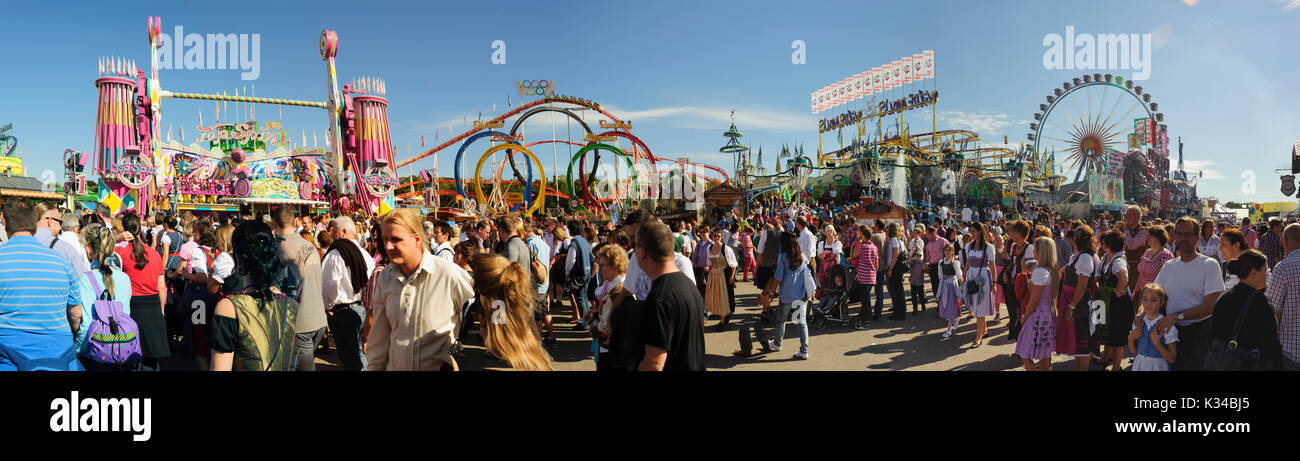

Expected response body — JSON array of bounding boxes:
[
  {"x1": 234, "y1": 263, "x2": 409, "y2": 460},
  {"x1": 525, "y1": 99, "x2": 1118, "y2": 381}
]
[{"x1": 810, "y1": 264, "x2": 867, "y2": 330}]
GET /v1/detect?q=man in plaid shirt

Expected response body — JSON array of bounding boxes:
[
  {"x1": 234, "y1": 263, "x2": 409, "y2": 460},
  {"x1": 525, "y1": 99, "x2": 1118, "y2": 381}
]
[
  {"x1": 1266, "y1": 223, "x2": 1300, "y2": 370},
  {"x1": 1258, "y1": 218, "x2": 1284, "y2": 269}
]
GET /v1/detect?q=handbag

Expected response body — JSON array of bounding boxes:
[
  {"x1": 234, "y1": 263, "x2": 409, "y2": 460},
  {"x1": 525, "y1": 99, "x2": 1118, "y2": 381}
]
[
  {"x1": 1204, "y1": 291, "x2": 1275, "y2": 371},
  {"x1": 965, "y1": 277, "x2": 981, "y2": 296}
]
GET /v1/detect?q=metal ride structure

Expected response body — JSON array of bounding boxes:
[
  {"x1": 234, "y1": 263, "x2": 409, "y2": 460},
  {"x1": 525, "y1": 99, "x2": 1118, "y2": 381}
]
[
  {"x1": 395, "y1": 94, "x2": 729, "y2": 219},
  {"x1": 91, "y1": 17, "x2": 398, "y2": 218},
  {"x1": 1027, "y1": 73, "x2": 1164, "y2": 183}
]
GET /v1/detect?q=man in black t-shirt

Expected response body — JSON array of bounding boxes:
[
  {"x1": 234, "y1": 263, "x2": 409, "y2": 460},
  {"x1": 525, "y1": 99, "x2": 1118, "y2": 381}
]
[{"x1": 636, "y1": 221, "x2": 706, "y2": 371}]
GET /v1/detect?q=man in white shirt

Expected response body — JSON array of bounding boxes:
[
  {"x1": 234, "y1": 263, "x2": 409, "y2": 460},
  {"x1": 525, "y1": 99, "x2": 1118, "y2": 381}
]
[
  {"x1": 58, "y1": 212, "x2": 91, "y2": 271},
  {"x1": 431, "y1": 221, "x2": 455, "y2": 261},
  {"x1": 321, "y1": 216, "x2": 375, "y2": 371},
  {"x1": 622, "y1": 210, "x2": 695, "y2": 300},
  {"x1": 961, "y1": 206, "x2": 972, "y2": 224},
  {"x1": 796, "y1": 218, "x2": 816, "y2": 268},
  {"x1": 1153, "y1": 217, "x2": 1225, "y2": 371}
]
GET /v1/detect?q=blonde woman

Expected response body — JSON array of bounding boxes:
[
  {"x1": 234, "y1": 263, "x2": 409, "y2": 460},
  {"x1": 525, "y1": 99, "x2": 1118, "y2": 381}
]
[
  {"x1": 470, "y1": 254, "x2": 555, "y2": 371},
  {"x1": 1016, "y1": 237, "x2": 1058, "y2": 371}
]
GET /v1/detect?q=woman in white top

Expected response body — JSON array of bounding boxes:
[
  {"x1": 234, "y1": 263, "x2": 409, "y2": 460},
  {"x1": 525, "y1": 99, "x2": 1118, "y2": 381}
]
[
  {"x1": 1197, "y1": 219, "x2": 1220, "y2": 263},
  {"x1": 960, "y1": 222, "x2": 997, "y2": 346},
  {"x1": 818, "y1": 224, "x2": 843, "y2": 265},
  {"x1": 1016, "y1": 237, "x2": 1058, "y2": 370},
  {"x1": 1057, "y1": 225, "x2": 1099, "y2": 371},
  {"x1": 1096, "y1": 230, "x2": 1132, "y2": 372}
]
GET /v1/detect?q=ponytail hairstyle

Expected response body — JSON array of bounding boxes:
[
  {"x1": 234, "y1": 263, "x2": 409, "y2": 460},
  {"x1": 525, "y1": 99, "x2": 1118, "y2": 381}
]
[
  {"x1": 1225, "y1": 249, "x2": 1268, "y2": 280},
  {"x1": 120, "y1": 212, "x2": 149, "y2": 270},
  {"x1": 231, "y1": 220, "x2": 283, "y2": 300},
  {"x1": 79, "y1": 223, "x2": 117, "y2": 299},
  {"x1": 470, "y1": 254, "x2": 554, "y2": 371}
]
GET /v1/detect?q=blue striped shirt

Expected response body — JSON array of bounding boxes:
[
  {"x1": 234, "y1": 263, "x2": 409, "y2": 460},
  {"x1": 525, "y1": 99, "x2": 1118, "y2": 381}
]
[{"x1": 0, "y1": 235, "x2": 81, "y2": 333}]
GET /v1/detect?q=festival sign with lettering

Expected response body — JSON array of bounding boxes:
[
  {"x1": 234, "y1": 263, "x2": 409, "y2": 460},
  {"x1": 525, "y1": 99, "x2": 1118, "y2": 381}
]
[{"x1": 196, "y1": 121, "x2": 286, "y2": 153}]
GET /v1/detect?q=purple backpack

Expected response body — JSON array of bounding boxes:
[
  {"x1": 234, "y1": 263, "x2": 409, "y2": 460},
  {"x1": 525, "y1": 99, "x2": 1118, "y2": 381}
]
[{"x1": 84, "y1": 270, "x2": 142, "y2": 368}]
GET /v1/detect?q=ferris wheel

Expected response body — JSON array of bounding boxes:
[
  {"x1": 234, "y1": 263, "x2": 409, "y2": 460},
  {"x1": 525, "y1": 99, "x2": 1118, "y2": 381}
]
[{"x1": 1027, "y1": 73, "x2": 1164, "y2": 183}]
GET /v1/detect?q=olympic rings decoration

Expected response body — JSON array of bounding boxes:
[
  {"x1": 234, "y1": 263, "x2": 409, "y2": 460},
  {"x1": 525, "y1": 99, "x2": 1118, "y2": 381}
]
[
  {"x1": 516, "y1": 80, "x2": 555, "y2": 96},
  {"x1": 565, "y1": 143, "x2": 636, "y2": 211},
  {"x1": 454, "y1": 130, "x2": 531, "y2": 201},
  {"x1": 474, "y1": 143, "x2": 546, "y2": 217},
  {"x1": 508, "y1": 106, "x2": 590, "y2": 189}
]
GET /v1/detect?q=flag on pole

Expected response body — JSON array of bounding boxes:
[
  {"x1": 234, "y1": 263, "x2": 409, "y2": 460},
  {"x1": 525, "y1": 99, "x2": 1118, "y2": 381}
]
[
  {"x1": 810, "y1": 91, "x2": 818, "y2": 114},
  {"x1": 421, "y1": 135, "x2": 425, "y2": 147},
  {"x1": 882, "y1": 63, "x2": 893, "y2": 90},
  {"x1": 912, "y1": 53, "x2": 925, "y2": 82},
  {"x1": 179, "y1": 126, "x2": 185, "y2": 143},
  {"x1": 901, "y1": 56, "x2": 913, "y2": 84},
  {"x1": 508, "y1": 95, "x2": 512, "y2": 107},
  {"x1": 891, "y1": 61, "x2": 903, "y2": 89},
  {"x1": 313, "y1": 129, "x2": 318, "y2": 147},
  {"x1": 923, "y1": 50, "x2": 935, "y2": 79},
  {"x1": 198, "y1": 107, "x2": 203, "y2": 126},
  {"x1": 872, "y1": 67, "x2": 882, "y2": 94},
  {"x1": 302, "y1": 130, "x2": 306, "y2": 147},
  {"x1": 167, "y1": 123, "x2": 173, "y2": 143}
]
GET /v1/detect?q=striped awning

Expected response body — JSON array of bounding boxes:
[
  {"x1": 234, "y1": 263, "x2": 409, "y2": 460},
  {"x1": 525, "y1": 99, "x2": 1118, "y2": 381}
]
[{"x1": 176, "y1": 202, "x2": 239, "y2": 212}]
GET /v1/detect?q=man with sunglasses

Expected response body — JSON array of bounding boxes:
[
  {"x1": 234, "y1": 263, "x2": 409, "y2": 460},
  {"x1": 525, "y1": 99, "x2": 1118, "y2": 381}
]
[
  {"x1": 35, "y1": 203, "x2": 89, "y2": 275},
  {"x1": 1153, "y1": 217, "x2": 1226, "y2": 371}
]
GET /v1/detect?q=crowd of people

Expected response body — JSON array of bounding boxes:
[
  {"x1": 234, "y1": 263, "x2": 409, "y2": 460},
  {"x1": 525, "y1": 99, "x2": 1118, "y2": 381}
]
[{"x1": 0, "y1": 191, "x2": 1296, "y2": 371}]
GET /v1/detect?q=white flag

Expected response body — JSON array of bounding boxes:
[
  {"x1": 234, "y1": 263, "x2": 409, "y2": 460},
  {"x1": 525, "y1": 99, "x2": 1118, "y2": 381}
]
[
  {"x1": 870, "y1": 67, "x2": 881, "y2": 94},
  {"x1": 891, "y1": 60, "x2": 903, "y2": 89},
  {"x1": 811, "y1": 91, "x2": 818, "y2": 114},
  {"x1": 882, "y1": 63, "x2": 893, "y2": 90},
  {"x1": 913, "y1": 53, "x2": 925, "y2": 82},
  {"x1": 923, "y1": 50, "x2": 935, "y2": 79},
  {"x1": 901, "y1": 56, "x2": 913, "y2": 84}
]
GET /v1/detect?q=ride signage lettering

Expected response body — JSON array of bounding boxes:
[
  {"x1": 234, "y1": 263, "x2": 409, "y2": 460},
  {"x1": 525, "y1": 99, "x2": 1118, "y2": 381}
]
[
  {"x1": 583, "y1": 133, "x2": 616, "y2": 143},
  {"x1": 473, "y1": 120, "x2": 505, "y2": 129},
  {"x1": 490, "y1": 134, "x2": 524, "y2": 143},
  {"x1": 598, "y1": 120, "x2": 632, "y2": 130},
  {"x1": 877, "y1": 90, "x2": 938, "y2": 116}
]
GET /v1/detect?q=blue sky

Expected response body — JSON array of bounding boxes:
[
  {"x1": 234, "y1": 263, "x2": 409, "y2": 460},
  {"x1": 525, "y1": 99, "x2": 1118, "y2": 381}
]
[{"x1": 1, "y1": 0, "x2": 1297, "y2": 203}]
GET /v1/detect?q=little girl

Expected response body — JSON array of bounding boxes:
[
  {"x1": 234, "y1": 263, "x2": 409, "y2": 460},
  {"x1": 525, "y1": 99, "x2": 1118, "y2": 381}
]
[
  {"x1": 908, "y1": 247, "x2": 926, "y2": 313},
  {"x1": 1128, "y1": 283, "x2": 1179, "y2": 371},
  {"x1": 937, "y1": 244, "x2": 963, "y2": 338}
]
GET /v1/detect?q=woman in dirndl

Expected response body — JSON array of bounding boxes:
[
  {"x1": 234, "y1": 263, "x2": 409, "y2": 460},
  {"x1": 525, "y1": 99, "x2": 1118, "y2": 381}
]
[
  {"x1": 961, "y1": 223, "x2": 997, "y2": 347},
  {"x1": 1057, "y1": 225, "x2": 1099, "y2": 371}
]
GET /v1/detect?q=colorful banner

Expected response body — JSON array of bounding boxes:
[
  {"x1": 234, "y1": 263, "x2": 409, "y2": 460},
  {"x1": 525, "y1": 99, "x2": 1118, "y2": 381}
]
[
  {"x1": 1089, "y1": 174, "x2": 1125, "y2": 207},
  {"x1": 814, "y1": 51, "x2": 936, "y2": 114},
  {"x1": 923, "y1": 50, "x2": 934, "y2": 79}
]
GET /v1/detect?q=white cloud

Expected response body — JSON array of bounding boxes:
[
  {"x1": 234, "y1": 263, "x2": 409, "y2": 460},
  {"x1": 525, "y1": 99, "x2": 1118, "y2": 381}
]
[
  {"x1": 936, "y1": 110, "x2": 1022, "y2": 135},
  {"x1": 1183, "y1": 159, "x2": 1224, "y2": 180},
  {"x1": 602, "y1": 104, "x2": 815, "y2": 132},
  {"x1": 1278, "y1": 0, "x2": 1300, "y2": 10},
  {"x1": 1152, "y1": 24, "x2": 1174, "y2": 48}
]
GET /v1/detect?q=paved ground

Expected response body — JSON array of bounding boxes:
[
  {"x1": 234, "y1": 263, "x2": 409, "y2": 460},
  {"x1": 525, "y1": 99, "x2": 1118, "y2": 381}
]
[{"x1": 313, "y1": 274, "x2": 1136, "y2": 371}]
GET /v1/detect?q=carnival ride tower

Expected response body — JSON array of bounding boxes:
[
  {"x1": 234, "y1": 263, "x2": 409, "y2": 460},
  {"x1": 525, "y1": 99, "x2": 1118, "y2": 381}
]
[{"x1": 93, "y1": 57, "x2": 155, "y2": 216}]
